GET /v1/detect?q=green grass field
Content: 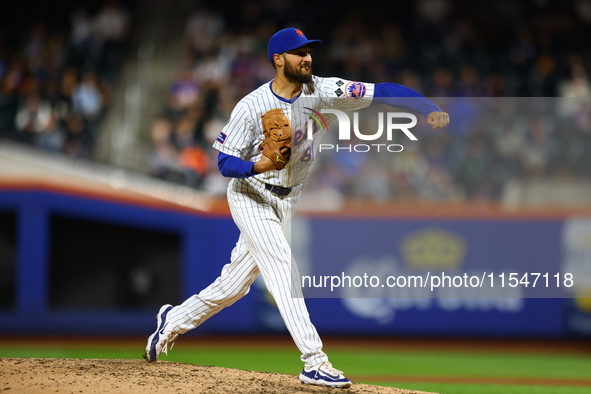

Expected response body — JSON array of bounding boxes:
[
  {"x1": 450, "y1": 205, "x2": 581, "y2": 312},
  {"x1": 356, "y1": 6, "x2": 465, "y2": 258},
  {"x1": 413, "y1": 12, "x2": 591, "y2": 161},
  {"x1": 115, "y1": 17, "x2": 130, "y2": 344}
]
[{"x1": 1, "y1": 338, "x2": 590, "y2": 394}]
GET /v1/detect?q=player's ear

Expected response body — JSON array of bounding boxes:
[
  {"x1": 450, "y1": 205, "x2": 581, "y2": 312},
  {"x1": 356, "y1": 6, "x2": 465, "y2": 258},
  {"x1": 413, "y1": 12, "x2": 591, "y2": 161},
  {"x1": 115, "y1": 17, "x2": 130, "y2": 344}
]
[{"x1": 273, "y1": 53, "x2": 284, "y2": 67}]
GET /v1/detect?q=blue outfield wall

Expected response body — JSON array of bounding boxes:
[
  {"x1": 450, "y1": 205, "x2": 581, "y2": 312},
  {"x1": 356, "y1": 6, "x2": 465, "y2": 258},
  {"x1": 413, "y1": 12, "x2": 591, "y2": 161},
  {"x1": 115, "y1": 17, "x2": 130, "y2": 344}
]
[
  {"x1": 0, "y1": 189, "x2": 589, "y2": 337},
  {"x1": 0, "y1": 189, "x2": 253, "y2": 335},
  {"x1": 301, "y1": 217, "x2": 568, "y2": 337}
]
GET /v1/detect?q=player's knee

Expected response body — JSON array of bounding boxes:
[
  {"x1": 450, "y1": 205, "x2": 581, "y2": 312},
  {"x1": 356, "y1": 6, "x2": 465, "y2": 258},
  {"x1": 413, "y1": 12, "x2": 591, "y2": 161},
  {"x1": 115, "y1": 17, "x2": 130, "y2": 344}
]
[{"x1": 217, "y1": 285, "x2": 251, "y2": 304}]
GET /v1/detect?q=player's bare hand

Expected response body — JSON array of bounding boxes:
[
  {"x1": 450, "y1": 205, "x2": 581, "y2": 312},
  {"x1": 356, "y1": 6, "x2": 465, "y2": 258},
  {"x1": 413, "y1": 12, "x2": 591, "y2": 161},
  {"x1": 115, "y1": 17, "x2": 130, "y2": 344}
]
[
  {"x1": 427, "y1": 111, "x2": 450, "y2": 130},
  {"x1": 253, "y1": 155, "x2": 276, "y2": 174}
]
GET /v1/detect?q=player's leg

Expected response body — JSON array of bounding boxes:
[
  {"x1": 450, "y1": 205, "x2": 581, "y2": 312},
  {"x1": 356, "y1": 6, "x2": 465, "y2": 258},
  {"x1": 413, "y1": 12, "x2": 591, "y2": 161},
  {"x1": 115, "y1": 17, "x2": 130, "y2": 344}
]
[
  {"x1": 242, "y1": 230, "x2": 327, "y2": 365},
  {"x1": 228, "y1": 181, "x2": 327, "y2": 367},
  {"x1": 144, "y1": 179, "x2": 270, "y2": 361},
  {"x1": 144, "y1": 235, "x2": 260, "y2": 361},
  {"x1": 166, "y1": 235, "x2": 260, "y2": 333},
  {"x1": 228, "y1": 180, "x2": 352, "y2": 387}
]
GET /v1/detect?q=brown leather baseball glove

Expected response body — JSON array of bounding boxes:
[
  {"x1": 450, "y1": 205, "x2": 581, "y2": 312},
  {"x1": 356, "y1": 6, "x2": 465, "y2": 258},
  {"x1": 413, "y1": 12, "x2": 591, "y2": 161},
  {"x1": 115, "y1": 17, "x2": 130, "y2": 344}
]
[{"x1": 260, "y1": 108, "x2": 292, "y2": 170}]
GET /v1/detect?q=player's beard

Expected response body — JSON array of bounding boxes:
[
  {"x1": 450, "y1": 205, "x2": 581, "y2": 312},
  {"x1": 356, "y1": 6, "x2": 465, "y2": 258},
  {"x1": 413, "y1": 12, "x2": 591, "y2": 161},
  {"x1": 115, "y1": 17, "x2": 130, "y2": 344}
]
[{"x1": 284, "y1": 57, "x2": 313, "y2": 84}]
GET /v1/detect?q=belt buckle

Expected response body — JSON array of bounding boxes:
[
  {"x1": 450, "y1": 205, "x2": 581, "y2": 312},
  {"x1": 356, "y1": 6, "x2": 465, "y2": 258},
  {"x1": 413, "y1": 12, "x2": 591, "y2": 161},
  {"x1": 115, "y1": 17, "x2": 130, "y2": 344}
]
[{"x1": 265, "y1": 183, "x2": 291, "y2": 197}]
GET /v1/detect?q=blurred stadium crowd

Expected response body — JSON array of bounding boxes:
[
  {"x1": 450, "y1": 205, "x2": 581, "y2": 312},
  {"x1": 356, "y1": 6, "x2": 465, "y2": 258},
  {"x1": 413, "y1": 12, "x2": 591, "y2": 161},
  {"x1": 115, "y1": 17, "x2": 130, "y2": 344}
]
[
  {"x1": 0, "y1": 0, "x2": 130, "y2": 158},
  {"x1": 148, "y1": 0, "x2": 591, "y2": 203},
  {"x1": 2, "y1": 0, "x2": 591, "y2": 203}
]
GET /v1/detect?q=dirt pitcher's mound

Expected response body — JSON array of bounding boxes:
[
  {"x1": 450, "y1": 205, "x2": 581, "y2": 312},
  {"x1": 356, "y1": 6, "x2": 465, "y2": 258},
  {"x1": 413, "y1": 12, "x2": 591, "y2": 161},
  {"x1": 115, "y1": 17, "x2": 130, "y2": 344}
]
[{"x1": 1, "y1": 358, "x2": 436, "y2": 393}]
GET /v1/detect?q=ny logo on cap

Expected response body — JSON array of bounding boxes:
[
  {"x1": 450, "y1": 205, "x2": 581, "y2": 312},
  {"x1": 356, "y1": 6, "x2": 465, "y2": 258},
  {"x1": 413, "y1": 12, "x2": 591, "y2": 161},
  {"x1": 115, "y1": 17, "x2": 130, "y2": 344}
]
[{"x1": 295, "y1": 29, "x2": 305, "y2": 37}]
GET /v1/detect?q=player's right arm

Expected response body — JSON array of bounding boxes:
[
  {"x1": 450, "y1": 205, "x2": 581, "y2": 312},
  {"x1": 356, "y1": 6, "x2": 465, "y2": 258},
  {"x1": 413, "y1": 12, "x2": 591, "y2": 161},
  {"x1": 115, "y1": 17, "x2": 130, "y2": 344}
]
[
  {"x1": 373, "y1": 83, "x2": 450, "y2": 129},
  {"x1": 316, "y1": 77, "x2": 449, "y2": 130}
]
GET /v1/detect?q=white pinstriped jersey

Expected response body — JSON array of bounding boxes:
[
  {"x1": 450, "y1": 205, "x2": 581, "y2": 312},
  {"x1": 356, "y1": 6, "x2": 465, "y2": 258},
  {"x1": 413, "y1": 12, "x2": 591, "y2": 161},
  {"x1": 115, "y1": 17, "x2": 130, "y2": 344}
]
[{"x1": 213, "y1": 76, "x2": 375, "y2": 187}]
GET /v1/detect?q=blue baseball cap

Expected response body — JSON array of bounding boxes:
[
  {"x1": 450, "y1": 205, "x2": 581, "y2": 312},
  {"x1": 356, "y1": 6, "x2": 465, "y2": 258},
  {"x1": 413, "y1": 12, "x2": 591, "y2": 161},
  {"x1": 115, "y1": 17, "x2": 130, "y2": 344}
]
[{"x1": 268, "y1": 28, "x2": 322, "y2": 62}]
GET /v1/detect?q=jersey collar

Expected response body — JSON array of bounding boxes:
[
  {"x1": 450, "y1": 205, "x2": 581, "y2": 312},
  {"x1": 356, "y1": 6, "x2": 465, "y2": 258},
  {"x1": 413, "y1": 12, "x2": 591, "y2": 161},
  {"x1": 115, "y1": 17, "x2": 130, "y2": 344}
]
[{"x1": 269, "y1": 81, "x2": 302, "y2": 104}]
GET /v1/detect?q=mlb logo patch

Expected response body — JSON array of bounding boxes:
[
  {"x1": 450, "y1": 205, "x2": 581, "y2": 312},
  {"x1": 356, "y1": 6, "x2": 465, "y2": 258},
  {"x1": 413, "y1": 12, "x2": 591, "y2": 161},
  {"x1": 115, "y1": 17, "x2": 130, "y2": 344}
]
[
  {"x1": 345, "y1": 82, "x2": 367, "y2": 99},
  {"x1": 216, "y1": 132, "x2": 227, "y2": 144}
]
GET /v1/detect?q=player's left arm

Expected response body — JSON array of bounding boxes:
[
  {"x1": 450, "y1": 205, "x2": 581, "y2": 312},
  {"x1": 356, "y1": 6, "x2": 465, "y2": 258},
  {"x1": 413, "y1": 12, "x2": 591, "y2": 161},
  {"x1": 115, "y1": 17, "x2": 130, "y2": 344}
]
[
  {"x1": 215, "y1": 100, "x2": 278, "y2": 177},
  {"x1": 217, "y1": 151, "x2": 280, "y2": 177},
  {"x1": 373, "y1": 83, "x2": 450, "y2": 130},
  {"x1": 218, "y1": 152, "x2": 258, "y2": 178}
]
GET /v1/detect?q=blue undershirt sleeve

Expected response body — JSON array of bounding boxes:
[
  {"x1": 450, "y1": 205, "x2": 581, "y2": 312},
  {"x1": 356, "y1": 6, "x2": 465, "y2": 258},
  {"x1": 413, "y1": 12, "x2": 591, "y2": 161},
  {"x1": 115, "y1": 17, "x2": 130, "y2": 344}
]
[
  {"x1": 217, "y1": 152, "x2": 258, "y2": 178},
  {"x1": 373, "y1": 83, "x2": 441, "y2": 118}
]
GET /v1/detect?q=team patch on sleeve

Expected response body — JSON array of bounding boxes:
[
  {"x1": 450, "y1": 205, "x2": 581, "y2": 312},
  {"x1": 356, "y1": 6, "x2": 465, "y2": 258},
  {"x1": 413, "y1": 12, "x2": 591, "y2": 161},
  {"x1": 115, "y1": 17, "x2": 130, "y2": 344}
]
[
  {"x1": 345, "y1": 82, "x2": 367, "y2": 99},
  {"x1": 216, "y1": 132, "x2": 228, "y2": 144}
]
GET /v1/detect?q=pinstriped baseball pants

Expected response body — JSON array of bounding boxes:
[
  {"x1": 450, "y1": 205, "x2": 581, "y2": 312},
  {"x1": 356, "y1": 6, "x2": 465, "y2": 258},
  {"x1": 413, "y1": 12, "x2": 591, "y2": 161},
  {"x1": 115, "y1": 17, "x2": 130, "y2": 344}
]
[{"x1": 167, "y1": 177, "x2": 328, "y2": 367}]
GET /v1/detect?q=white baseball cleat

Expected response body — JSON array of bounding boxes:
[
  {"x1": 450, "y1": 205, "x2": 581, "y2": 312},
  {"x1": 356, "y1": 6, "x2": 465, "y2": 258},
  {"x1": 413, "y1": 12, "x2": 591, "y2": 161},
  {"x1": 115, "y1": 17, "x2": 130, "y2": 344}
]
[
  {"x1": 143, "y1": 304, "x2": 178, "y2": 362},
  {"x1": 299, "y1": 361, "x2": 352, "y2": 388}
]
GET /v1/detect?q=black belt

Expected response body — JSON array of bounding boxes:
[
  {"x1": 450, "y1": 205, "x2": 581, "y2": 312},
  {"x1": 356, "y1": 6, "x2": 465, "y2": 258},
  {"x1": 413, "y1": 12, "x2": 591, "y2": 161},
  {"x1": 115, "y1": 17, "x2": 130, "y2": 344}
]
[{"x1": 265, "y1": 183, "x2": 292, "y2": 197}]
